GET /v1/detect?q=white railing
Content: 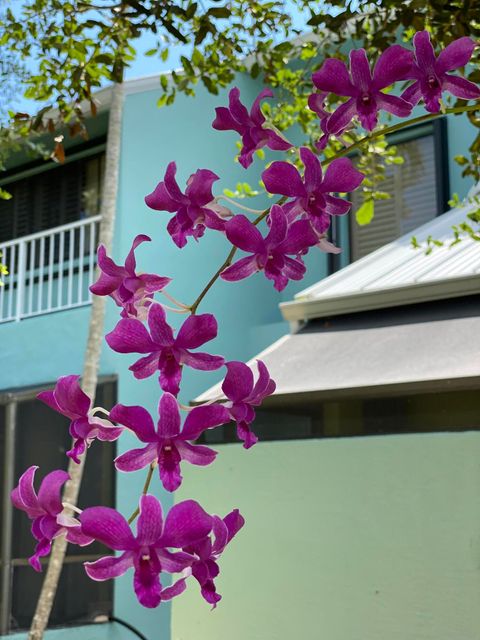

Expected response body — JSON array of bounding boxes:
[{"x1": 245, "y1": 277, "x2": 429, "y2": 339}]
[{"x1": 0, "y1": 216, "x2": 101, "y2": 323}]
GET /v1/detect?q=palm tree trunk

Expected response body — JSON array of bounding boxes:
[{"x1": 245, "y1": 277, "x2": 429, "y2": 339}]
[{"x1": 28, "y1": 81, "x2": 124, "y2": 640}]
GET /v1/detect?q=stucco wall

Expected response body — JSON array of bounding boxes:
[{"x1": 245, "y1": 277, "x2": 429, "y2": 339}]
[{"x1": 172, "y1": 432, "x2": 480, "y2": 640}]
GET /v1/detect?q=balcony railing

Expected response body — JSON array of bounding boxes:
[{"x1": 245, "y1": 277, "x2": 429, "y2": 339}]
[{"x1": 0, "y1": 215, "x2": 101, "y2": 323}]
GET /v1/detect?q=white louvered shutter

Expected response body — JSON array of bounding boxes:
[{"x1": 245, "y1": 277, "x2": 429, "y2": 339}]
[{"x1": 351, "y1": 135, "x2": 438, "y2": 260}]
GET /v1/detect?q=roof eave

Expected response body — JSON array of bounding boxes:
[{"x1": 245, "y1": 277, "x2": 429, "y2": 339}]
[{"x1": 280, "y1": 275, "x2": 480, "y2": 323}]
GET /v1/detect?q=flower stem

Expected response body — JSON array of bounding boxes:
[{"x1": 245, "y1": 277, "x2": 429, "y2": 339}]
[
  {"x1": 161, "y1": 289, "x2": 190, "y2": 309},
  {"x1": 127, "y1": 463, "x2": 155, "y2": 524},
  {"x1": 218, "y1": 195, "x2": 264, "y2": 214},
  {"x1": 324, "y1": 102, "x2": 480, "y2": 165}
]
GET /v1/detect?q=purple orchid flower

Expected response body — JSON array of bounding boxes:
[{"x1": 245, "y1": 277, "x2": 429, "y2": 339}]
[
  {"x1": 401, "y1": 31, "x2": 480, "y2": 113},
  {"x1": 221, "y1": 360, "x2": 276, "y2": 448},
  {"x1": 37, "y1": 375, "x2": 124, "y2": 464},
  {"x1": 11, "y1": 466, "x2": 93, "y2": 571},
  {"x1": 81, "y1": 495, "x2": 213, "y2": 608},
  {"x1": 184, "y1": 508, "x2": 245, "y2": 607},
  {"x1": 212, "y1": 87, "x2": 292, "y2": 168},
  {"x1": 308, "y1": 92, "x2": 339, "y2": 150},
  {"x1": 145, "y1": 163, "x2": 226, "y2": 248},
  {"x1": 111, "y1": 393, "x2": 230, "y2": 492},
  {"x1": 90, "y1": 235, "x2": 171, "y2": 320},
  {"x1": 220, "y1": 205, "x2": 318, "y2": 292},
  {"x1": 105, "y1": 304, "x2": 224, "y2": 395},
  {"x1": 262, "y1": 147, "x2": 364, "y2": 235},
  {"x1": 312, "y1": 45, "x2": 414, "y2": 132}
]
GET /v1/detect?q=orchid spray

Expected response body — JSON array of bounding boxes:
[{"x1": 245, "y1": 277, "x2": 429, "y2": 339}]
[{"x1": 12, "y1": 31, "x2": 480, "y2": 610}]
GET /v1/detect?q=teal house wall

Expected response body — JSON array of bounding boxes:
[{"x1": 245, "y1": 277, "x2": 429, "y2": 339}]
[{"x1": 1, "y1": 61, "x2": 478, "y2": 639}]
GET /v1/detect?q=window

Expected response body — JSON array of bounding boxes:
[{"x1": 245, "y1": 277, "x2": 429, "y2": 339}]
[
  {"x1": 350, "y1": 120, "x2": 449, "y2": 261},
  {"x1": 199, "y1": 388, "x2": 480, "y2": 445},
  {"x1": 0, "y1": 378, "x2": 116, "y2": 635},
  {"x1": 0, "y1": 150, "x2": 105, "y2": 244}
]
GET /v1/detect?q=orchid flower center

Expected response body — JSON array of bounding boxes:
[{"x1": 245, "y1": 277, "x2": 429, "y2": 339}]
[
  {"x1": 361, "y1": 93, "x2": 373, "y2": 106},
  {"x1": 427, "y1": 74, "x2": 439, "y2": 89},
  {"x1": 141, "y1": 554, "x2": 150, "y2": 561},
  {"x1": 164, "y1": 444, "x2": 172, "y2": 452}
]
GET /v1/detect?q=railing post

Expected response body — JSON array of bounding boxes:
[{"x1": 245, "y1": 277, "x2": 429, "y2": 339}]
[{"x1": 15, "y1": 240, "x2": 27, "y2": 322}]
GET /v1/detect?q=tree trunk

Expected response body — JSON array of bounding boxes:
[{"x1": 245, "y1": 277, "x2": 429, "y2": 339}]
[{"x1": 28, "y1": 81, "x2": 124, "y2": 640}]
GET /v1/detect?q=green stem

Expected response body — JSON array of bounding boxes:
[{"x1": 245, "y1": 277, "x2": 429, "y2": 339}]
[
  {"x1": 127, "y1": 464, "x2": 155, "y2": 524},
  {"x1": 189, "y1": 196, "x2": 287, "y2": 314},
  {"x1": 324, "y1": 102, "x2": 480, "y2": 164}
]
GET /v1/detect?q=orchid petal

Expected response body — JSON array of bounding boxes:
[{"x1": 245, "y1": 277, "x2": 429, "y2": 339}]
[
  {"x1": 413, "y1": 31, "x2": 436, "y2": 73},
  {"x1": 222, "y1": 361, "x2": 254, "y2": 403},
  {"x1": 137, "y1": 495, "x2": 164, "y2": 546},
  {"x1": 373, "y1": 45, "x2": 414, "y2": 88},
  {"x1": 53, "y1": 375, "x2": 90, "y2": 418},
  {"x1": 37, "y1": 470, "x2": 69, "y2": 516},
  {"x1": 322, "y1": 157, "x2": 364, "y2": 193},
  {"x1": 312, "y1": 58, "x2": 355, "y2": 96},
  {"x1": 109, "y1": 404, "x2": 156, "y2": 442},
  {"x1": 106, "y1": 319, "x2": 156, "y2": 354},
  {"x1": 161, "y1": 500, "x2": 213, "y2": 548},
  {"x1": 115, "y1": 443, "x2": 158, "y2": 472},
  {"x1": 157, "y1": 393, "x2": 181, "y2": 438},
  {"x1": 436, "y1": 37, "x2": 477, "y2": 74},
  {"x1": 85, "y1": 551, "x2": 134, "y2": 581},
  {"x1": 182, "y1": 404, "x2": 230, "y2": 440},
  {"x1": 80, "y1": 507, "x2": 136, "y2": 550},
  {"x1": 176, "y1": 314, "x2": 218, "y2": 349},
  {"x1": 262, "y1": 161, "x2": 305, "y2": 198},
  {"x1": 176, "y1": 440, "x2": 217, "y2": 466},
  {"x1": 220, "y1": 255, "x2": 259, "y2": 282},
  {"x1": 442, "y1": 74, "x2": 480, "y2": 100},
  {"x1": 225, "y1": 215, "x2": 265, "y2": 253},
  {"x1": 181, "y1": 351, "x2": 224, "y2": 371},
  {"x1": 147, "y1": 304, "x2": 174, "y2": 347}
]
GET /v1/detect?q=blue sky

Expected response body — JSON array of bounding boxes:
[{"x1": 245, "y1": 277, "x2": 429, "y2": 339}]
[{"x1": 4, "y1": 1, "x2": 355, "y2": 115}]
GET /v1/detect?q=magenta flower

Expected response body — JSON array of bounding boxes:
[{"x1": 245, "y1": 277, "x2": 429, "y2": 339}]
[
  {"x1": 221, "y1": 360, "x2": 276, "y2": 448},
  {"x1": 401, "y1": 31, "x2": 480, "y2": 113},
  {"x1": 220, "y1": 205, "x2": 318, "y2": 292},
  {"x1": 112, "y1": 393, "x2": 229, "y2": 492},
  {"x1": 90, "y1": 235, "x2": 171, "y2": 320},
  {"x1": 262, "y1": 147, "x2": 364, "y2": 235},
  {"x1": 11, "y1": 466, "x2": 93, "y2": 571},
  {"x1": 212, "y1": 87, "x2": 292, "y2": 168},
  {"x1": 312, "y1": 45, "x2": 414, "y2": 132},
  {"x1": 184, "y1": 508, "x2": 245, "y2": 607},
  {"x1": 37, "y1": 375, "x2": 124, "y2": 463},
  {"x1": 105, "y1": 304, "x2": 224, "y2": 395},
  {"x1": 145, "y1": 163, "x2": 226, "y2": 248},
  {"x1": 308, "y1": 92, "x2": 338, "y2": 150},
  {"x1": 81, "y1": 495, "x2": 213, "y2": 608}
]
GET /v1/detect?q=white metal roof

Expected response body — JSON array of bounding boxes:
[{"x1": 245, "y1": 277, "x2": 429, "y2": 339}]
[{"x1": 281, "y1": 184, "x2": 480, "y2": 323}]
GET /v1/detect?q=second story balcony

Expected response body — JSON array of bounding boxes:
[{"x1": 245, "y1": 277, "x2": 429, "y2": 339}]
[
  {"x1": 0, "y1": 143, "x2": 105, "y2": 324},
  {"x1": 0, "y1": 215, "x2": 101, "y2": 323}
]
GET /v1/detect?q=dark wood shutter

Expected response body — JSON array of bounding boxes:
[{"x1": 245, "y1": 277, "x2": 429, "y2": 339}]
[{"x1": 0, "y1": 153, "x2": 102, "y2": 244}]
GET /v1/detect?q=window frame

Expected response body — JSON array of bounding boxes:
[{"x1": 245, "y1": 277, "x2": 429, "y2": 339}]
[
  {"x1": 346, "y1": 118, "x2": 449, "y2": 266},
  {"x1": 0, "y1": 375, "x2": 116, "y2": 635}
]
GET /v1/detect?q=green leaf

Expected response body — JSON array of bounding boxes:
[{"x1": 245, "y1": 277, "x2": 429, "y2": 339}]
[
  {"x1": 355, "y1": 199, "x2": 374, "y2": 226},
  {"x1": 0, "y1": 188, "x2": 12, "y2": 200}
]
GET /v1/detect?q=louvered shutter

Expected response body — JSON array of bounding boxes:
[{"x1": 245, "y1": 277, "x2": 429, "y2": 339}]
[
  {"x1": 0, "y1": 152, "x2": 104, "y2": 244},
  {"x1": 351, "y1": 135, "x2": 438, "y2": 261}
]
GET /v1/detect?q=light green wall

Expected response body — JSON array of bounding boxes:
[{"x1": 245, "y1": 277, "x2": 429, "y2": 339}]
[{"x1": 172, "y1": 432, "x2": 480, "y2": 640}]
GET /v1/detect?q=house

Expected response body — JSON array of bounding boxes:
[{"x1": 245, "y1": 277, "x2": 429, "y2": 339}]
[
  {"x1": 188, "y1": 186, "x2": 480, "y2": 640},
  {"x1": 0, "y1": 66, "x2": 477, "y2": 639}
]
